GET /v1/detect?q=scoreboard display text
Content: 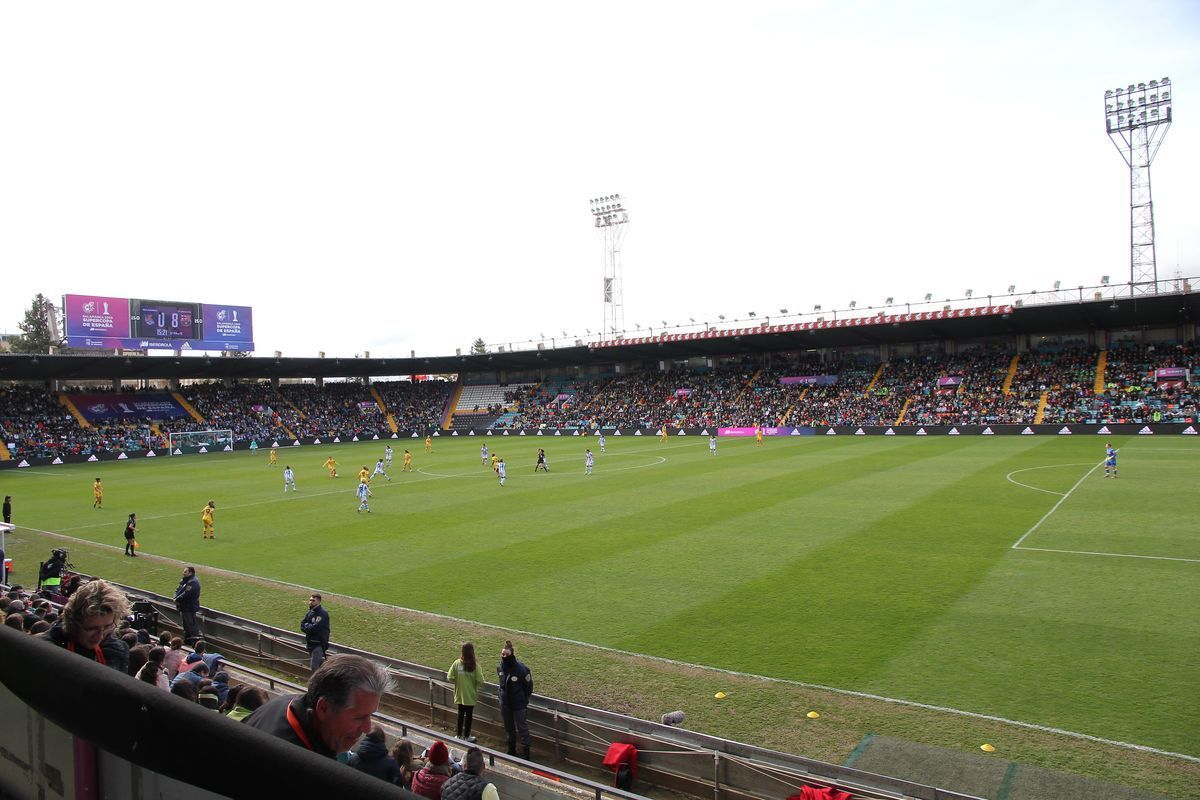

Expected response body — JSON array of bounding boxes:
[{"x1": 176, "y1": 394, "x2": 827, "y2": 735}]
[{"x1": 64, "y1": 294, "x2": 254, "y2": 352}]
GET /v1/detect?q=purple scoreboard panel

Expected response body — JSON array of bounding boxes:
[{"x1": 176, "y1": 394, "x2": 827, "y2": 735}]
[{"x1": 64, "y1": 295, "x2": 255, "y2": 352}]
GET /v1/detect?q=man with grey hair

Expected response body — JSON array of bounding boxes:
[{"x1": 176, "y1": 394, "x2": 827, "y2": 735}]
[
  {"x1": 245, "y1": 654, "x2": 393, "y2": 758},
  {"x1": 440, "y1": 747, "x2": 499, "y2": 800},
  {"x1": 38, "y1": 579, "x2": 130, "y2": 672}
]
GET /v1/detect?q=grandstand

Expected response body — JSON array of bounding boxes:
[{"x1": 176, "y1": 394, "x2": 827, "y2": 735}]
[{"x1": 2, "y1": 286, "x2": 1199, "y2": 800}]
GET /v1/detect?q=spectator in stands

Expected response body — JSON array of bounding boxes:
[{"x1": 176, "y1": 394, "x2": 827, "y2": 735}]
[
  {"x1": 137, "y1": 646, "x2": 170, "y2": 689},
  {"x1": 244, "y1": 654, "x2": 392, "y2": 759},
  {"x1": 173, "y1": 566, "x2": 202, "y2": 644},
  {"x1": 197, "y1": 679, "x2": 221, "y2": 710},
  {"x1": 441, "y1": 747, "x2": 499, "y2": 800},
  {"x1": 164, "y1": 636, "x2": 186, "y2": 678},
  {"x1": 29, "y1": 619, "x2": 50, "y2": 635},
  {"x1": 411, "y1": 740, "x2": 453, "y2": 800},
  {"x1": 127, "y1": 643, "x2": 150, "y2": 677},
  {"x1": 226, "y1": 685, "x2": 269, "y2": 721},
  {"x1": 210, "y1": 670, "x2": 232, "y2": 705},
  {"x1": 392, "y1": 739, "x2": 422, "y2": 790},
  {"x1": 170, "y1": 679, "x2": 199, "y2": 703},
  {"x1": 497, "y1": 640, "x2": 533, "y2": 759},
  {"x1": 4, "y1": 613, "x2": 25, "y2": 631},
  {"x1": 171, "y1": 660, "x2": 209, "y2": 689},
  {"x1": 38, "y1": 579, "x2": 130, "y2": 672},
  {"x1": 349, "y1": 724, "x2": 402, "y2": 785}
]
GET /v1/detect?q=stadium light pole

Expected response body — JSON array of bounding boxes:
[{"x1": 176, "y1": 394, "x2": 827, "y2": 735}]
[
  {"x1": 590, "y1": 194, "x2": 629, "y2": 341},
  {"x1": 1105, "y1": 78, "x2": 1173, "y2": 297}
]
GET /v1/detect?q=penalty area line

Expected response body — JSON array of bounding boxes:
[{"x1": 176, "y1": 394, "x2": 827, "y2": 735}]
[
  {"x1": 1014, "y1": 546, "x2": 1200, "y2": 564},
  {"x1": 12, "y1": 524, "x2": 1200, "y2": 766}
]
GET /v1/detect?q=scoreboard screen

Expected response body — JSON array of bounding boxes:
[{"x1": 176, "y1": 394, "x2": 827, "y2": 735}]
[
  {"x1": 132, "y1": 300, "x2": 198, "y2": 340},
  {"x1": 64, "y1": 294, "x2": 254, "y2": 352}
]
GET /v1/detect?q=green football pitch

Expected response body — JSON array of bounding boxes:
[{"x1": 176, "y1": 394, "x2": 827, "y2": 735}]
[{"x1": 4, "y1": 433, "x2": 1199, "y2": 760}]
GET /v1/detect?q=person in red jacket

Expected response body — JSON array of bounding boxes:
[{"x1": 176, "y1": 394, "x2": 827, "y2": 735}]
[{"x1": 411, "y1": 740, "x2": 453, "y2": 800}]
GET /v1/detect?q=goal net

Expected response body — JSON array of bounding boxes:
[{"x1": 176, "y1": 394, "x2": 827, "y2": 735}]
[{"x1": 168, "y1": 429, "x2": 235, "y2": 454}]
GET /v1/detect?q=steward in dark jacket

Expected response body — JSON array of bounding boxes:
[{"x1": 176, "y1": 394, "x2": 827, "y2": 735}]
[
  {"x1": 496, "y1": 640, "x2": 533, "y2": 758},
  {"x1": 300, "y1": 594, "x2": 331, "y2": 671}
]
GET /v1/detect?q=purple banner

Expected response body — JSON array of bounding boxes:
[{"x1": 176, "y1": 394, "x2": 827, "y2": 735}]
[
  {"x1": 70, "y1": 393, "x2": 190, "y2": 422},
  {"x1": 1156, "y1": 368, "x2": 1189, "y2": 379},
  {"x1": 675, "y1": 388, "x2": 693, "y2": 397},
  {"x1": 64, "y1": 295, "x2": 131, "y2": 341},
  {"x1": 202, "y1": 304, "x2": 254, "y2": 345},
  {"x1": 357, "y1": 402, "x2": 376, "y2": 410},
  {"x1": 555, "y1": 393, "x2": 573, "y2": 402},
  {"x1": 938, "y1": 376, "x2": 963, "y2": 387},
  {"x1": 780, "y1": 375, "x2": 838, "y2": 385},
  {"x1": 718, "y1": 426, "x2": 797, "y2": 436}
]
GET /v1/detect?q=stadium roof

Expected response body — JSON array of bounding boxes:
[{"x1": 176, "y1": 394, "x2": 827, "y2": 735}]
[{"x1": 1, "y1": 291, "x2": 1196, "y2": 383}]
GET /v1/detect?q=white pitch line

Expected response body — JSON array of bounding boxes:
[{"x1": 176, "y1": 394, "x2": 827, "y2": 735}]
[
  {"x1": 12, "y1": 522, "x2": 1200, "y2": 766},
  {"x1": 1004, "y1": 463, "x2": 1095, "y2": 497},
  {"x1": 1015, "y1": 546, "x2": 1200, "y2": 564},
  {"x1": 1011, "y1": 457, "x2": 1107, "y2": 549}
]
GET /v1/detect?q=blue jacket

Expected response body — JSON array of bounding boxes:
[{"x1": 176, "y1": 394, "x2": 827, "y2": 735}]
[
  {"x1": 301, "y1": 605, "x2": 330, "y2": 650},
  {"x1": 497, "y1": 654, "x2": 532, "y2": 710},
  {"x1": 174, "y1": 575, "x2": 201, "y2": 613}
]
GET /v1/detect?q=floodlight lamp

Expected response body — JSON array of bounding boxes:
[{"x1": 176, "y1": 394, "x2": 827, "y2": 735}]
[
  {"x1": 1007, "y1": 284, "x2": 1016, "y2": 293},
  {"x1": 780, "y1": 308, "x2": 788, "y2": 314},
  {"x1": 1105, "y1": 89, "x2": 1114, "y2": 97},
  {"x1": 965, "y1": 289, "x2": 973, "y2": 298},
  {"x1": 1101, "y1": 276, "x2": 1110, "y2": 284},
  {"x1": 718, "y1": 314, "x2": 725, "y2": 320},
  {"x1": 1162, "y1": 77, "x2": 1170, "y2": 84},
  {"x1": 748, "y1": 311, "x2": 757, "y2": 317},
  {"x1": 661, "y1": 321, "x2": 668, "y2": 326},
  {"x1": 1053, "y1": 280, "x2": 1061, "y2": 290},
  {"x1": 924, "y1": 293, "x2": 933, "y2": 301},
  {"x1": 689, "y1": 317, "x2": 695, "y2": 323},
  {"x1": 849, "y1": 301, "x2": 856, "y2": 309},
  {"x1": 884, "y1": 297, "x2": 893, "y2": 305},
  {"x1": 813, "y1": 304, "x2": 821, "y2": 311}
]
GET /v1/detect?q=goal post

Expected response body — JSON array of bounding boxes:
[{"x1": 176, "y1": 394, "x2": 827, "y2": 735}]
[{"x1": 168, "y1": 429, "x2": 235, "y2": 454}]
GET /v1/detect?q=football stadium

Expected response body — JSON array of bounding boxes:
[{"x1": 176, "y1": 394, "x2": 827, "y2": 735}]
[
  {"x1": 3, "y1": 5, "x2": 1199, "y2": 800},
  {"x1": 2, "y1": 286, "x2": 1200, "y2": 800}
]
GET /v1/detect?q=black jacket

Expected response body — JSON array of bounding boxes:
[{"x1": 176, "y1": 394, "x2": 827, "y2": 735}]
[
  {"x1": 497, "y1": 654, "x2": 532, "y2": 710},
  {"x1": 244, "y1": 694, "x2": 336, "y2": 758},
  {"x1": 174, "y1": 575, "x2": 201, "y2": 612},
  {"x1": 350, "y1": 735, "x2": 402, "y2": 784},
  {"x1": 301, "y1": 605, "x2": 330, "y2": 650},
  {"x1": 38, "y1": 624, "x2": 130, "y2": 674}
]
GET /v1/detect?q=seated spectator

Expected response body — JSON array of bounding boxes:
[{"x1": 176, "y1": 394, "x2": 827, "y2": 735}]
[
  {"x1": 210, "y1": 670, "x2": 231, "y2": 705},
  {"x1": 164, "y1": 636, "x2": 186, "y2": 679},
  {"x1": 225, "y1": 685, "x2": 269, "y2": 722},
  {"x1": 170, "y1": 680, "x2": 199, "y2": 703},
  {"x1": 412, "y1": 741, "x2": 453, "y2": 800},
  {"x1": 37, "y1": 579, "x2": 130, "y2": 673},
  {"x1": 136, "y1": 646, "x2": 170, "y2": 690},
  {"x1": 197, "y1": 680, "x2": 221, "y2": 710},
  {"x1": 441, "y1": 747, "x2": 499, "y2": 800},
  {"x1": 392, "y1": 739, "x2": 422, "y2": 790},
  {"x1": 171, "y1": 660, "x2": 209, "y2": 689},
  {"x1": 244, "y1": 654, "x2": 393, "y2": 759},
  {"x1": 29, "y1": 619, "x2": 51, "y2": 635},
  {"x1": 349, "y1": 725, "x2": 402, "y2": 785},
  {"x1": 4, "y1": 613, "x2": 25, "y2": 631}
]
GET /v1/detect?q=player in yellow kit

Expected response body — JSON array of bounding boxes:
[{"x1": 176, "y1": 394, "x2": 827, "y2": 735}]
[
  {"x1": 755, "y1": 426, "x2": 764, "y2": 447},
  {"x1": 660, "y1": 426, "x2": 669, "y2": 443},
  {"x1": 358, "y1": 465, "x2": 370, "y2": 485},
  {"x1": 425, "y1": 435, "x2": 433, "y2": 453},
  {"x1": 491, "y1": 453, "x2": 500, "y2": 474},
  {"x1": 403, "y1": 450, "x2": 413, "y2": 472},
  {"x1": 324, "y1": 457, "x2": 339, "y2": 478},
  {"x1": 92, "y1": 478, "x2": 104, "y2": 509},
  {"x1": 201, "y1": 500, "x2": 216, "y2": 539},
  {"x1": 268, "y1": 447, "x2": 277, "y2": 466}
]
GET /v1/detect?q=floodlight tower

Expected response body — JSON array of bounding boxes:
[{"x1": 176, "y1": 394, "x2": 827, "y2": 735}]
[
  {"x1": 590, "y1": 194, "x2": 629, "y2": 340},
  {"x1": 1105, "y1": 78, "x2": 1173, "y2": 296}
]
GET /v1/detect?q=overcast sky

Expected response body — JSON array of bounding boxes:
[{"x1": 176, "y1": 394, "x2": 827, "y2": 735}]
[{"x1": 1, "y1": 1, "x2": 1197, "y2": 359}]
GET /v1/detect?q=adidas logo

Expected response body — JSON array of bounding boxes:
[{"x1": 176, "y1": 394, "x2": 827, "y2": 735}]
[
  {"x1": 518, "y1": 430, "x2": 526, "y2": 436},
  {"x1": 173, "y1": 449, "x2": 183, "y2": 455},
  {"x1": 678, "y1": 430, "x2": 687, "y2": 436},
  {"x1": 536, "y1": 430, "x2": 544, "y2": 436},
  {"x1": 468, "y1": 430, "x2": 475, "y2": 436},
  {"x1": 117, "y1": 453, "x2": 129, "y2": 460},
  {"x1": 333, "y1": 437, "x2": 341, "y2": 443},
  {"x1": 1020, "y1": 427, "x2": 1034, "y2": 435},
  {"x1": 223, "y1": 445, "x2": 233, "y2": 451},
  {"x1": 292, "y1": 440, "x2": 300, "y2": 446},
  {"x1": 825, "y1": 428, "x2": 837, "y2": 436},
  {"x1": 87, "y1": 454, "x2": 100, "y2": 461},
  {"x1": 855, "y1": 428, "x2": 866, "y2": 435},
  {"x1": 916, "y1": 428, "x2": 927, "y2": 436},
  {"x1": 146, "y1": 451, "x2": 156, "y2": 457},
  {"x1": 885, "y1": 428, "x2": 896, "y2": 435},
  {"x1": 1058, "y1": 426, "x2": 1072, "y2": 435},
  {"x1": 272, "y1": 441, "x2": 281, "y2": 448},
  {"x1": 502, "y1": 430, "x2": 509, "y2": 436},
  {"x1": 948, "y1": 427, "x2": 960, "y2": 435},
  {"x1": 634, "y1": 430, "x2": 643, "y2": 436},
  {"x1": 486, "y1": 430, "x2": 493, "y2": 436},
  {"x1": 1182, "y1": 425, "x2": 1197, "y2": 435},
  {"x1": 198, "y1": 446, "x2": 208, "y2": 453},
  {"x1": 51, "y1": 457, "x2": 63, "y2": 465},
  {"x1": 553, "y1": 430, "x2": 561, "y2": 436},
  {"x1": 451, "y1": 430, "x2": 459, "y2": 436},
  {"x1": 1138, "y1": 425, "x2": 1154, "y2": 435},
  {"x1": 1096, "y1": 426, "x2": 1111, "y2": 435},
  {"x1": 351, "y1": 436, "x2": 359, "y2": 442},
  {"x1": 433, "y1": 431, "x2": 441, "y2": 437},
  {"x1": 700, "y1": 429, "x2": 709, "y2": 436},
  {"x1": 790, "y1": 428, "x2": 801, "y2": 436},
  {"x1": 18, "y1": 459, "x2": 30, "y2": 467},
  {"x1": 313, "y1": 438, "x2": 321, "y2": 444}
]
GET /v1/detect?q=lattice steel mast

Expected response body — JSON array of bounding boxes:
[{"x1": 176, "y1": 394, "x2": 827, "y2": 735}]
[
  {"x1": 590, "y1": 194, "x2": 629, "y2": 341},
  {"x1": 1105, "y1": 78, "x2": 1173, "y2": 296}
]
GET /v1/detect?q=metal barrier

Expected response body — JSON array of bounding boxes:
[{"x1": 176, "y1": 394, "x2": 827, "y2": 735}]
[{"x1": 108, "y1": 580, "x2": 983, "y2": 800}]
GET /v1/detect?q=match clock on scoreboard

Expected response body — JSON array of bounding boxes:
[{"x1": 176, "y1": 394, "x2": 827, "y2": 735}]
[{"x1": 130, "y1": 299, "x2": 202, "y2": 341}]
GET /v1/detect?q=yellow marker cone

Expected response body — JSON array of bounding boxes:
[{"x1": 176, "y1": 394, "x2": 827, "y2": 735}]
[
  {"x1": 980, "y1": 743, "x2": 996, "y2": 753},
  {"x1": 714, "y1": 692, "x2": 727, "y2": 699},
  {"x1": 806, "y1": 711, "x2": 820, "y2": 719}
]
